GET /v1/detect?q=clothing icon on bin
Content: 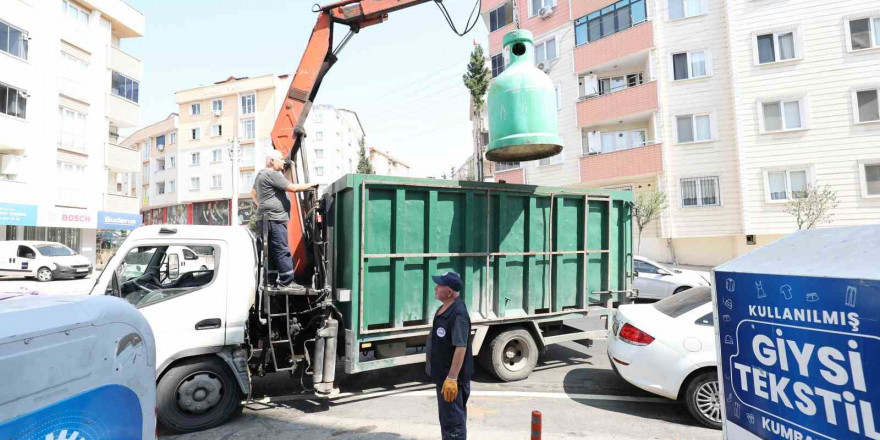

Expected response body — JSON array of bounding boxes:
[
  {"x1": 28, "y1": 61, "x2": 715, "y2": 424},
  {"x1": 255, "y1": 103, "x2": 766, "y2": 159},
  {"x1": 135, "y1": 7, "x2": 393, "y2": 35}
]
[
  {"x1": 806, "y1": 292, "x2": 819, "y2": 302},
  {"x1": 734, "y1": 402, "x2": 741, "y2": 418},
  {"x1": 724, "y1": 335, "x2": 734, "y2": 345},
  {"x1": 725, "y1": 278, "x2": 735, "y2": 292},
  {"x1": 780, "y1": 284, "x2": 793, "y2": 300},
  {"x1": 845, "y1": 286, "x2": 857, "y2": 307},
  {"x1": 755, "y1": 281, "x2": 767, "y2": 299},
  {"x1": 722, "y1": 314, "x2": 730, "y2": 322},
  {"x1": 724, "y1": 298, "x2": 734, "y2": 310},
  {"x1": 727, "y1": 393, "x2": 732, "y2": 403},
  {"x1": 747, "y1": 413, "x2": 755, "y2": 424}
]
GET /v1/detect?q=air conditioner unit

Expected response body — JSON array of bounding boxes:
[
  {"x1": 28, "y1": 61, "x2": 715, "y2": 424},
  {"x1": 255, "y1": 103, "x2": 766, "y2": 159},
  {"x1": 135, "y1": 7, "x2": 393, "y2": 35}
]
[
  {"x1": 538, "y1": 6, "x2": 553, "y2": 18},
  {"x1": 213, "y1": 110, "x2": 222, "y2": 117},
  {"x1": 536, "y1": 62, "x2": 550, "y2": 73},
  {"x1": 0, "y1": 154, "x2": 24, "y2": 175}
]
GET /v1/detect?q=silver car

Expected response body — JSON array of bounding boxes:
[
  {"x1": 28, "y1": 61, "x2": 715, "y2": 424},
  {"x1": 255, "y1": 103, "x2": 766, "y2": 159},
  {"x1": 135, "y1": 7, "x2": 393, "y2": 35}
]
[{"x1": 633, "y1": 256, "x2": 710, "y2": 300}]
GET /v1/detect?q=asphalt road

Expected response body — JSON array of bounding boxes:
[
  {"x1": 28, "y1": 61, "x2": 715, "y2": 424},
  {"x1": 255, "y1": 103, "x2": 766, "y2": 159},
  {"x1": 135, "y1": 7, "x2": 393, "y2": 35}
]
[{"x1": 0, "y1": 273, "x2": 98, "y2": 296}]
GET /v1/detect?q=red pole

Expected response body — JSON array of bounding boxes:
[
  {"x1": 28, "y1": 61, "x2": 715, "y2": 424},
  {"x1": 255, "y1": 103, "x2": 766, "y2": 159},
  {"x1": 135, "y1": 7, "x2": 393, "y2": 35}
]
[{"x1": 531, "y1": 410, "x2": 542, "y2": 440}]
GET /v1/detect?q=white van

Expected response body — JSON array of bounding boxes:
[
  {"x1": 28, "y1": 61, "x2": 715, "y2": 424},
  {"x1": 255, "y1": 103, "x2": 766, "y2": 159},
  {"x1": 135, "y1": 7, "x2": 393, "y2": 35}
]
[{"x1": 0, "y1": 241, "x2": 92, "y2": 281}]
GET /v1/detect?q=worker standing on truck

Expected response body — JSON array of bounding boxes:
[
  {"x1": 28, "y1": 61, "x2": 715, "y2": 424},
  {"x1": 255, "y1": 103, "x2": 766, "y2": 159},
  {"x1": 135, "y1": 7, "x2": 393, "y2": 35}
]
[
  {"x1": 251, "y1": 150, "x2": 317, "y2": 288},
  {"x1": 426, "y1": 271, "x2": 473, "y2": 440}
]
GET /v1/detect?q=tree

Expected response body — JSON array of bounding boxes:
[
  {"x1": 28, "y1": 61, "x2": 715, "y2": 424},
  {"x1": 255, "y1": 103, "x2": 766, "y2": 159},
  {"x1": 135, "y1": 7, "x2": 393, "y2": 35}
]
[
  {"x1": 356, "y1": 137, "x2": 374, "y2": 174},
  {"x1": 633, "y1": 190, "x2": 668, "y2": 254},
  {"x1": 462, "y1": 44, "x2": 490, "y2": 182},
  {"x1": 784, "y1": 184, "x2": 839, "y2": 230}
]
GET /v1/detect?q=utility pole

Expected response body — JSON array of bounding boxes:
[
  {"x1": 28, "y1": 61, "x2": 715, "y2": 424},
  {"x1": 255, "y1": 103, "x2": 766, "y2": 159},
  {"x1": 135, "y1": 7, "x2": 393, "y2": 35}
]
[{"x1": 228, "y1": 137, "x2": 242, "y2": 226}]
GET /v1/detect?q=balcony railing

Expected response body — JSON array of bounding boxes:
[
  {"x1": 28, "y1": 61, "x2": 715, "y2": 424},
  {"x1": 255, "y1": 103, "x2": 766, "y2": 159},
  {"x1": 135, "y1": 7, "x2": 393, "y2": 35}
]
[
  {"x1": 574, "y1": 21, "x2": 653, "y2": 72},
  {"x1": 577, "y1": 81, "x2": 658, "y2": 127},
  {"x1": 579, "y1": 143, "x2": 662, "y2": 184}
]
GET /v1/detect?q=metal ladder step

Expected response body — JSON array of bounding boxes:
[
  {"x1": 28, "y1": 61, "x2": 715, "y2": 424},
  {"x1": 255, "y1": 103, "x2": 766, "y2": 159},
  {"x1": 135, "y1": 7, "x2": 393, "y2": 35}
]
[{"x1": 271, "y1": 339, "x2": 290, "y2": 344}]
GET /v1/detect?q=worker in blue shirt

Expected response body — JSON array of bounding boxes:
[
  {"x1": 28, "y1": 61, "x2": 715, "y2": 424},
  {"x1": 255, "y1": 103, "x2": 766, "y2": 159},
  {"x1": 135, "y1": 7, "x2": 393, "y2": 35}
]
[{"x1": 426, "y1": 272, "x2": 474, "y2": 440}]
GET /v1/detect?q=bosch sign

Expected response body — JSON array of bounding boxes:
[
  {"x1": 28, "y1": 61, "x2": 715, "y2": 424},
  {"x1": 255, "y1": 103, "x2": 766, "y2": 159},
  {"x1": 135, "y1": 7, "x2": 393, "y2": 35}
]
[{"x1": 61, "y1": 214, "x2": 91, "y2": 223}]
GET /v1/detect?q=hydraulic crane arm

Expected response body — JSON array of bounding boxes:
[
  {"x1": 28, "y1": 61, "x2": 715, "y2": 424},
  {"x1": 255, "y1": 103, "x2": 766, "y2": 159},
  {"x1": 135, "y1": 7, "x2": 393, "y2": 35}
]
[{"x1": 270, "y1": 0, "x2": 434, "y2": 277}]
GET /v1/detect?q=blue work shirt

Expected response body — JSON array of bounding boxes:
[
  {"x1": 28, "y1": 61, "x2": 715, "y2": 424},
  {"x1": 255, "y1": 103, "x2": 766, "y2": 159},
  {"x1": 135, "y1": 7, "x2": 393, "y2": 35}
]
[{"x1": 426, "y1": 298, "x2": 474, "y2": 382}]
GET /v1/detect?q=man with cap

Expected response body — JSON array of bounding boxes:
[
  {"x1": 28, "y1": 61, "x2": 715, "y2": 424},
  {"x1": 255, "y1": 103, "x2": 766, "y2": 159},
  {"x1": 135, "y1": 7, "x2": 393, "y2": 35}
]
[
  {"x1": 427, "y1": 271, "x2": 473, "y2": 439},
  {"x1": 250, "y1": 150, "x2": 317, "y2": 289}
]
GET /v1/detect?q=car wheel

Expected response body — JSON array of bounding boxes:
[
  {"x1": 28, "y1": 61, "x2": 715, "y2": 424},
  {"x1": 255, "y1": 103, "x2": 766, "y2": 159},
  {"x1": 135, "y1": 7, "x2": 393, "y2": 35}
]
[
  {"x1": 36, "y1": 267, "x2": 53, "y2": 282},
  {"x1": 480, "y1": 328, "x2": 539, "y2": 382},
  {"x1": 685, "y1": 371, "x2": 722, "y2": 429},
  {"x1": 157, "y1": 357, "x2": 242, "y2": 433},
  {"x1": 673, "y1": 286, "x2": 691, "y2": 295}
]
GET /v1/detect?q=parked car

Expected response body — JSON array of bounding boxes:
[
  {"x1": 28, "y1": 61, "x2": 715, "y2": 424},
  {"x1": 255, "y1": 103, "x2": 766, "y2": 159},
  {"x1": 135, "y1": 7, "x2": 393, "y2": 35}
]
[
  {"x1": 0, "y1": 241, "x2": 92, "y2": 282},
  {"x1": 633, "y1": 256, "x2": 710, "y2": 300},
  {"x1": 607, "y1": 286, "x2": 720, "y2": 429}
]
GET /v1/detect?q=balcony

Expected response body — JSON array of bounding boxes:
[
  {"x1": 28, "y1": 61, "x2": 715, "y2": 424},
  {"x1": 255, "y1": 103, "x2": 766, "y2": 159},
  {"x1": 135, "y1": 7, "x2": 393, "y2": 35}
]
[
  {"x1": 579, "y1": 143, "x2": 662, "y2": 184},
  {"x1": 577, "y1": 81, "x2": 658, "y2": 127},
  {"x1": 105, "y1": 143, "x2": 139, "y2": 172},
  {"x1": 107, "y1": 94, "x2": 140, "y2": 128},
  {"x1": 104, "y1": 193, "x2": 139, "y2": 213},
  {"x1": 107, "y1": 46, "x2": 142, "y2": 81},
  {"x1": 574, "y1": 22, "x2": 653, "y2": 72}
]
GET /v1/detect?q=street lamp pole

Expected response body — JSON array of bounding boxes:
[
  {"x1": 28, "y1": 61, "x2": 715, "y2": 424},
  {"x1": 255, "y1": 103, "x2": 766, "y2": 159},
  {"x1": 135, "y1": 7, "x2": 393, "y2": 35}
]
[{"x1": 228, "y1": 137, "x2": 242, "y2": 226}]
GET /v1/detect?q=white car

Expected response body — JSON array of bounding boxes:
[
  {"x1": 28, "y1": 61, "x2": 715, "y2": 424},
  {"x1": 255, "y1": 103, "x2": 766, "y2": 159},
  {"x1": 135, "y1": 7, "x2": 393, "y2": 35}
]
[
  {"x1": 607, "y1": 287, "x2": 720, "y2": 429},
  {"x1": 634, "y1": 256, "x2": 710, "y2": 300},
  {"x1": 0, "y1": 241, "x2": 92, "y2": 281}
]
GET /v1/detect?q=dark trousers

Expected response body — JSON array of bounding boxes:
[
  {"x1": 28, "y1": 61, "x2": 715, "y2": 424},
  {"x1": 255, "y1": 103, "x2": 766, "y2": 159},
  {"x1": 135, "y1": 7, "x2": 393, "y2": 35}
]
[
  {"x1": 435, "y1": 379, "x2": 470, "y2": 440},
  {"x1": 258, "y1": 220, "x2": 295, "y2": 285}
]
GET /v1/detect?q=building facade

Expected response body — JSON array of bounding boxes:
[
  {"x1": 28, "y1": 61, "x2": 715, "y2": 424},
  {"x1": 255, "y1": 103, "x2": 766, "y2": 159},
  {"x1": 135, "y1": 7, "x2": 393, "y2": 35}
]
[
  {"x1": 303, "y1": 104, "x2": 365, "y2": 191},
  {"x1": 0, "y1": 0, "x2": 145, "y2": 267},
  {"x1": 369, "y1": 148, "x2": 411, "y2": 177},
  {"x1": 480, "y1": 0, "x2": 880, "y2": 266}
]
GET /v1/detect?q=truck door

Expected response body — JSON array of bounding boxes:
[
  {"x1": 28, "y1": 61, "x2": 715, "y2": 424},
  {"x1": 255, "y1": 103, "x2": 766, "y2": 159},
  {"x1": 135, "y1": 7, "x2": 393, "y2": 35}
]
[{"x1": 101, "y1": 240, "x2": 228, "y2": 370}]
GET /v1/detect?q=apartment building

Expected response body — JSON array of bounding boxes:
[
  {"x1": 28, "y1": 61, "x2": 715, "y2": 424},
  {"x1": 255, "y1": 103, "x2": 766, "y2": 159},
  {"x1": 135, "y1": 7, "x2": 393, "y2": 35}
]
[
  {"x1": 480, "y1": 0, "x2": 880, "y2": 266},
  {"x1": 369, "y1": 148, "x2": 412, "y2": 177},
  {"x1": 303, "y1": 104, "x2": 365, "y2": 191},
  {"x1": 0, "y1": 0, "x2": 145, "y2": 266}
]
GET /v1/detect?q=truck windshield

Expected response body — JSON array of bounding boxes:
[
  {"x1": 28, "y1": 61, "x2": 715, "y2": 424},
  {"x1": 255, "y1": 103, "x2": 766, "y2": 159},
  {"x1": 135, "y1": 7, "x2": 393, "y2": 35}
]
[{"x1": 35, "y1": 244, "x2": 75, "y2": 257}]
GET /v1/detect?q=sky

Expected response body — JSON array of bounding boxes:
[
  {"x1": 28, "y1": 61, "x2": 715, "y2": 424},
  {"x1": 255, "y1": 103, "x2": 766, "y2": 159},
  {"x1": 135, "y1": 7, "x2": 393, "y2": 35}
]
[{"x1": 123, "y1": 0, "x2": 490, "y2": 178}]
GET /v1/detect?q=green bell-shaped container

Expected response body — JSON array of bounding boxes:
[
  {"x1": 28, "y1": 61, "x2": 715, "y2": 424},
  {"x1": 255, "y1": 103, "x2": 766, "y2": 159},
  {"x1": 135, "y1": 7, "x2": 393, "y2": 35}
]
[{"x1": 486, "y1": 29, "x2": 563, "y2": 162}]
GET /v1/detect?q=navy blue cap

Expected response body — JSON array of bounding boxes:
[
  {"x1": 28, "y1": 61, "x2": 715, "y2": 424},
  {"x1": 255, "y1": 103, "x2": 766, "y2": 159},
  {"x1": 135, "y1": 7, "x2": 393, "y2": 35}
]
[{"x1": 432, "y1": 272, "x2": 463, "y2": 292}]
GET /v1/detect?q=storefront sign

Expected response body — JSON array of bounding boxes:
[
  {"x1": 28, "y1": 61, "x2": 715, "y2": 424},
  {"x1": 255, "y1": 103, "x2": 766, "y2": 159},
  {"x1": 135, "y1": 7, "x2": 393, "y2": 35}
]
[
  {"x1": 39, "y1": 207, "x2": 97, "y2": 229},
  {"x1": 716, "y1": 271, "x2": 880, "y2": 440},
  {"x1": 0, "y1": 202, "x2": 37, "y2": 226},
  {"x1": 97, "y1": 211, "x2": 142, "y2": 230}
]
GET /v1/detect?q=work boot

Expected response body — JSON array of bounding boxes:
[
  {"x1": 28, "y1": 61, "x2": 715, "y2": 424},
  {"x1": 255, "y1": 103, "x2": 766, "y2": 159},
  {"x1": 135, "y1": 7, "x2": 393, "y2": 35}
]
[{"x1": 276, "y1": 281, "x2": 307, "y2": 293}]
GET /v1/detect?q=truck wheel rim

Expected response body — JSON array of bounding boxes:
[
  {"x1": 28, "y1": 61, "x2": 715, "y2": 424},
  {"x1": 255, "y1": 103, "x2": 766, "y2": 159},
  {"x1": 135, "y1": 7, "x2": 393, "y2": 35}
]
[
  {"x1": 502, "y1": 337, "x2": 529, "y2": 372},
  {"x1": 177, "y1": 372, "x2": 223, "y2": 414},
  {"x1": 695, "y1": 380, "x2": 721, "y2": 423},
  {"x1": 38, "y1": 269, "x2": 51, "y2": 281}
]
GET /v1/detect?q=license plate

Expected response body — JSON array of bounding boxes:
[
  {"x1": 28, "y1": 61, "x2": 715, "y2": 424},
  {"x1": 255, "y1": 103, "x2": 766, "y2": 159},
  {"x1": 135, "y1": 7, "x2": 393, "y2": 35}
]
[{"x1": 76, "y1": 268, "x2": 88, "y2": 273}]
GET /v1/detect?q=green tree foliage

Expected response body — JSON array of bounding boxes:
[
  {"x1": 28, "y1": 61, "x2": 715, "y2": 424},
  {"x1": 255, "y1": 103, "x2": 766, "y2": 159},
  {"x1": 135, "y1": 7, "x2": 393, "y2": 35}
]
[{"x1": 356, "y1": 137, "x2": 374, "y2": 174}]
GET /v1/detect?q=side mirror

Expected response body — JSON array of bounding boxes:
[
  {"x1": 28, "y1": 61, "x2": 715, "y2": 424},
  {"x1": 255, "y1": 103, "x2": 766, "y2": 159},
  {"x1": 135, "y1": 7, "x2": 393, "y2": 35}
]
[
  {"x1": 168, "y1": 254, "x2": 180, "y2": 279},
  {"x1": 632, "y1": 270, "x2": 640, "y2": 277}
]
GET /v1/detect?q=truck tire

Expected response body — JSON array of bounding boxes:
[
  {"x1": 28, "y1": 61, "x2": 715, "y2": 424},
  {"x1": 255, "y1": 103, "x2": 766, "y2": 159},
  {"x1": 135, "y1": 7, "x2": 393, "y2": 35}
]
[
  {"x1": 157, "y1": 356, "x2": 242, "y2": 433},
  {"x1": 481, "y1": 328, "x2": 538, "y2": 382},
  {"x1": 684, "y1": 371, "x2": 722, "y2": 430}
]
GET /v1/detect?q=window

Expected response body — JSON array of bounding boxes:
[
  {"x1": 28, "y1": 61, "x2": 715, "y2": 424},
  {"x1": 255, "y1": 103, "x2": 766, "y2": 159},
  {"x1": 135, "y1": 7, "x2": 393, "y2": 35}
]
[
  {"x1": 211, "y1": 124, "x2": 222, "y2": 137},
  {"x1": 766, "y1": 169, "x2": 808, "y2": 201},
  {"x1": 156, "y1": 134, "x2": 166, "y2": 150},
  {"x1": 680, "y1": 176, "x2": 720, "y2": 207},
  {"x1": 756, "y1": 31, "x2": 797, "y2": 64},
  {"x1": 211, "y1": 175, "x2": 222, "y2": 188},
  {"x1": 761, "y1": 99, "x2": 804, "y2": 132},
  {"x1": 574, "y1": 0, "x2": 647, "y2": 46},
  {"x1": 489, "y1": 3, "x2": 513, "y2": 32},
  {"x1": 671, "y1": 50, "x2": 709, "y2": 80},
  {"x1": 315, "y1": 148, "x2": 324, "y2": 158},
  {"x1": 58, "y1": 107, "x2": 87, "y2": 152},
  {"x1": 491, "y1": 54, "x2": 505, "y2": 78},
  {"x1": 60, "y1": 52, "x2": 89, "y2": 75},
  {"x1": 113, "y1": 171, "x2": 131, "y2": 194},
  {"x1": 61, "y1": 1, "x2": 90, "y2": 28},
  {"x1": 241, "y1": 119, "x2": 255, "y2": 140},
  {"x1": 167, "y1": 180, "x2": 176, "y2": 193},
  {"x1": 111, "y1": 72, "x2": 139, "y2": 103},
  {"x1": 212, "y1": 149, "x2": 222, "y2": 163},
  {"x1": 0, "y1": 82, "x2": 27, "y2": 119},
  {"x1": 142, "y1": 163, "x2": 149, "y2": 180},
  {"x1": 212, "y1": 99, "x2": 223, "y2": 113},
  {"x1": 313, "y1": 113, "x2": 323, "y2": 123},
  {"x1": 495, "y1": 162, "x2": 520, "y2": 171},
  {"x1": 57, "y1": 161, "x2": 86, "y2": 181},
  {"x1": 241, "y1": 94, "x2": 255, "y2": 115},
  {"x1": 190, "y1": 103, "x2": 201, "y2": 115},
  {"x1": 111, "y1": 245, "x2": 218, "y2": 308},
  {"x1": 854, "y1": 88, "x2": 880, "y2": 123},
  {"x1": 169, "y1": 130, "x2": 177, "y2": 144},
  {"x1": 597, "y1": 73, "x2": 643, "y2": 95},
  {"x1": 634, "y1": 259, "x2": 661, "y2": 274},
  {"x1": 315, "y1": 166, "x2": 324, "y2": 176},
  {"x1": 530, "y1": 0, "x2": 557, "y2": 17},
  {"x1": 539, "y1": 154, "x2": 563, "y2": 166},
  {"x1": 1, "y1": 20, "x2": 29, "y2": 60},
  {"x1": 190, "y1": 177, "x2": 201, "y2": 191},
  {"x1": 593, "y1": 129, "x2": 648, "y2": 153},
  {"x1": 141, "y1": 141, "x2": 150, "y2": 160},
  {"x1": 240, "y1": 171, "x2": 255, "y2": 193},
  {"x1": 191, "y1": 127, "x2": 200, "y2": 140},
  {"x1": 315, "y1": 131, "x2": 324, "y2": 141},
  {"x1": 676, "y1": 114, "x2": 712, "y2": 143},
  {"x1": 535, "y1": 38, "x2": 557, "y2": 66},
  {"x1": 17, "y1": 245, "x2": 36, "y2": 259},
  {"x1": 168, "y1": 155, "x2": 176, "y2": 169},
  {"x1": 859, "y1": 162, "x2": 880, "y2": 198},
  {"x1": 847, "y1": 16, "x2": 880, "y2": 51},
  {"x1": 156, "y1": 182, "x2": 166, "y2": 195},
  {"x1": 191, "y1": 152, "x2": 201, "y2": 166},
  {"x1": 668, "y1": 0, "x2": 706, "y2": 20}
]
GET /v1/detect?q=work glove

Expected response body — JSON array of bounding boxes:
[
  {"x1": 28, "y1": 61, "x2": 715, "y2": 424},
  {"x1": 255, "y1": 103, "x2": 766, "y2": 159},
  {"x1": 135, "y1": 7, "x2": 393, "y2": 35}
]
[{"x1": 442, "y1": 377, "x2": 458, "y2": 403}]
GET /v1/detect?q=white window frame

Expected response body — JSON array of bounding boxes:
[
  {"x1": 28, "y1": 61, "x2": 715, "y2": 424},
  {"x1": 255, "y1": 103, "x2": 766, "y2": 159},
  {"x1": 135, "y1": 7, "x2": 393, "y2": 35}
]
[
  {"x1": 315, "y1": 166, "x2": 324, "y2": 177},
  {"x1": 190, "y1": 177, "x2": 200, "y2": 191},
  {"x1": 674, "y1": 113, "x2": 714, "y2": 144},
  {"x1": 758, "y1": 97, "x2": 807, "y2": 133},
  {"x1": 190, "y1": 103, "x2": 201, "y2": 115},
  {"x1": 851, "y1": 86, "x2": 880, "y2": 124},
  {"x1": 762, "y1": 167, "x2": 812, "y2": 203},
  {"x1": 212, "y1": 149, "x2": 222, "y2": 163},
  {"x1": 1, "y1": 20, "x2": 29, "y2": 61},
  {"x1": 191, "y1": 127, "x2": 200, "y2": 140},
  {"x1": 168, "y1": 155, "x2": 176, "y2": 169},
  {"x1": 241, "y1": 93, "x2": 256, "y2": 115},
  {"x1": 61, "y1": 1, "x2": 90, "y2": 28},
  {"x1": 669, "y1": 50, "x2": 712, "y2": 81},
  {"x1": 529, "y1": 0, "x2": 557, "y2": 18},
  {"x1": 211, "y1": 174, "x2": 222, "y2": 189},
  {"x1": 753, "y1": 29, "x2": 802, "y2": 65},
  {"x1": 314, "y1": 148, "x2": 324, "y2": 159},
  {"x1": 859, "y1": 161, "x2": 880, "y2": 198},
  {"x1": 555, "y1": 85, "x2": 562, "y2": 110},
  {"x1": 168, "y1": 179, "x2": 176, "y2": 193},
  {"x1": 190, "y1": 152, "x2": 200, "y2": 166},
  {"x1": 534, "y1": 36, "x2": 558, "y2": 66},
  {"x1": 240, "y1": 119, "x2": 255, "y2": 141},
  {"x1": 315, "y1": 131, "x2": 324, "y2": 141},
  {"x1": 211, "y1": 124, "x2": 222, "y2": 137},
  {"x1": 211, "y1": 99, "x2": 223, "y2": 113},
  {"x1": 488, "y1": 3, "x2": 514, "y2": 32},
  {"x1": 491, "y1": 53, "x2": 506, "y2": 78},
  {"x1": 679, "y1": 176, "x2": 721, "y2": 208},
  {"x1": 844, "y1": 15, "x2": 880, "y2": 53},
  {"x1": 58, "y1": 106, "x2": 88, "y2": 153},
  {"x1": 169, "y1": 130, "x2": 177, "y2": 145},
  {"x1": 667, "y1": 0, "x2": 708, "y2": 21}
]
